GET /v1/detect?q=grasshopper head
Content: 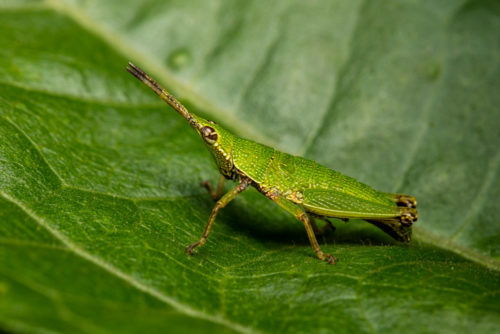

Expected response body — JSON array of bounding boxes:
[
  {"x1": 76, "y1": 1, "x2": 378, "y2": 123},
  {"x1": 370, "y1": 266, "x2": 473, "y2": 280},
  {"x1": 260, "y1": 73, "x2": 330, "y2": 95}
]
[
  {"x1": 192, "y1": 116, "x2": 236, "y2": 179},
  {"x1": 126, "y1": 62, "x2": 236, "y2": 178}
]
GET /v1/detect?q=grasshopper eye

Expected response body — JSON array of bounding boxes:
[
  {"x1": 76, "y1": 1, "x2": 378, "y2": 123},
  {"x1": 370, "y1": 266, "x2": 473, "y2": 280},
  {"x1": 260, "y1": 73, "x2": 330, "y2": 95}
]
[{"x1": 201, "y1": 126, "x2": 218, "y2": 145}]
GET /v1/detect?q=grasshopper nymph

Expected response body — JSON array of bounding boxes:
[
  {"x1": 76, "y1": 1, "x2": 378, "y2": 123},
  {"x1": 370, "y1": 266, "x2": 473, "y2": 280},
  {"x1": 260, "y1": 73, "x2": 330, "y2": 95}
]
[{"x1": 127, "y1": 62, "x2": 418, "y2": 264}]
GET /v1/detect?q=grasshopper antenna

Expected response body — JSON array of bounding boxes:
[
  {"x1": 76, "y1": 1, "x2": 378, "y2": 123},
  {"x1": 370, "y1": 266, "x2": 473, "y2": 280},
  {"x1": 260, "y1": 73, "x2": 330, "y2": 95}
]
[{"x1": 126, "y1": 62, "x2": 199, "y2": 129}]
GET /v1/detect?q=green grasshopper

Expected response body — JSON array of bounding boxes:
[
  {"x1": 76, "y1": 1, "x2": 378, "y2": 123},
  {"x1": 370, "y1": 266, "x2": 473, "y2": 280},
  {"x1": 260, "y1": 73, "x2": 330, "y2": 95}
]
[{"x1": 127, "y1": 62, "x2": 418, "y2": 264}]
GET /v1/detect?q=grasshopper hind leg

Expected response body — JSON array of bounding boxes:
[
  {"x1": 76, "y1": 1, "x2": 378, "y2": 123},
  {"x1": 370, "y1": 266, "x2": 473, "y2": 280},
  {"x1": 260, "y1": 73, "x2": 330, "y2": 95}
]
[
  {"x1": 366, "y1": 207, "x2": 418, "y2": 243},
  {"x1": 300, "y1": 188, "x2": 418, "y2": 243},
  {"x1": 383, "y1": 192, "x2": 418, "y2": 208}
]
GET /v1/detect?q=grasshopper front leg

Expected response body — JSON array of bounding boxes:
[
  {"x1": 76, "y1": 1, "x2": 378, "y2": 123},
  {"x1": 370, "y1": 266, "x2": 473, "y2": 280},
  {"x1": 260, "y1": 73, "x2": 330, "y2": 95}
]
[
  {"x1": 201, "y1": 175, "x2": 226, "y2": 201},
  {"x1": 186, "y1": 178, "x2": 249, "y2": 255},
  {"x1": 271, "y1": 196, "x2": 337, "y2": 264}
]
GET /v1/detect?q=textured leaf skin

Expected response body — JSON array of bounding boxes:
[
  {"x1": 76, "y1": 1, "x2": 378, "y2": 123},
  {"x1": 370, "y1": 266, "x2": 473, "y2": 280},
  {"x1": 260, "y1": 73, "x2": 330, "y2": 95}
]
[{"x1": 1, "y1": 1, "x2": 499, "y2": 334}]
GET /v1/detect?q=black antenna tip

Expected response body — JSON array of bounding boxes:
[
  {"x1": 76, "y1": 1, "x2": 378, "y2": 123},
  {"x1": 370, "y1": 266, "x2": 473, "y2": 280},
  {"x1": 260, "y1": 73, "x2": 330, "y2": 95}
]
[
  {"x1": 126, "y1": 62, "x2": 164, "y2": 94},
  {"x1": 126, "y1": 62, "x2": 146, "y2": 81}
]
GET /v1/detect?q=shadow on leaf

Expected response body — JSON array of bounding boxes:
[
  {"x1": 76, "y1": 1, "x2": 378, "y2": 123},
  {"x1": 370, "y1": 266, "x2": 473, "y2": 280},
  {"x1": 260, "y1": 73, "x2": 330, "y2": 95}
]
[{"x1": 211, "y1": 188, "x2": 400, "y2": 248}]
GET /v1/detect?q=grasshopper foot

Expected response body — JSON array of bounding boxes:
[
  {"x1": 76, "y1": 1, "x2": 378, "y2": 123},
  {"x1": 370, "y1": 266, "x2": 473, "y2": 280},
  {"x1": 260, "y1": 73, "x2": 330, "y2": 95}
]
[
  {"x1": 316, "y1": 250, "x2": 337, "y2": 264},
  {"x1": 186, "y1": 240, "x2": 203, "y2": 255},
  {"x1": 324, "y1": 253, "x2": 338, "y2": 265}
]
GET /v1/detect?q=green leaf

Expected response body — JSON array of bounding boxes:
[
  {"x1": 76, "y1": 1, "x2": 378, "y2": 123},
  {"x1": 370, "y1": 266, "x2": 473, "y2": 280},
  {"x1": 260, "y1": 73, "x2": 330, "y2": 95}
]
[{"x1": 1, "y1": 0, "x2": 499, "y2": 333}]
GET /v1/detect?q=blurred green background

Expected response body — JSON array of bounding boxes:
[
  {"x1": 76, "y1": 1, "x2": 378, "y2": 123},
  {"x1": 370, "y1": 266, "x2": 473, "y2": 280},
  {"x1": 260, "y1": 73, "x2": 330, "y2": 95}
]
[{"x1": 0, "y1": 0, "x2": 499, "y2": 333}]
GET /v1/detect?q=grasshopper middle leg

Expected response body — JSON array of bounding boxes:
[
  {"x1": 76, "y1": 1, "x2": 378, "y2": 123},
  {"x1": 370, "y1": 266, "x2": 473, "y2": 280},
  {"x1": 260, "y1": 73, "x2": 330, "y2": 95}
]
[
  {"x1": 186, "y1": 178, "x2": 248, "y2": 255},
  {"x1": 310, "y1": 215, "x2": 336, "y2": 236},
  {"x1": 271, "y1": 196, "x2": 337, "y2": 264}
]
